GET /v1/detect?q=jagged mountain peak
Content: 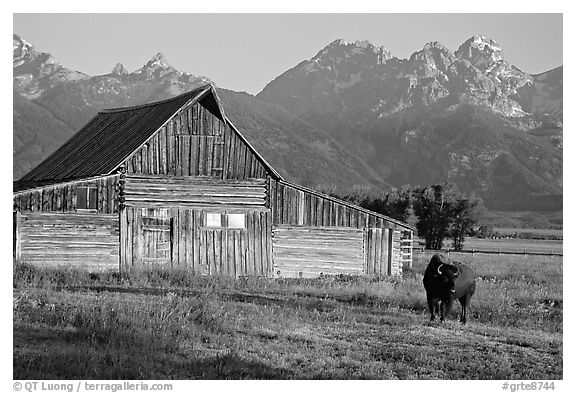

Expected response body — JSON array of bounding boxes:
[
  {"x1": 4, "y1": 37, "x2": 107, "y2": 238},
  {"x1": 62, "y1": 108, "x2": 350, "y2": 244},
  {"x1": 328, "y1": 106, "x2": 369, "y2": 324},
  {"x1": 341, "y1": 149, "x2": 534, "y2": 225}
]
[
  {"x1": 455, "y1": 35, "x2": 504, "y2": 69},
  {"x1": 110, "y1": 63, "x2": 129, "y2": 76},
  {"x1": 421, "y1": 41, "x2": 453, "y2": 54},
  {"x1": 313, "y1": 38, "x2": 392, "y2": 63},
  {"x1": 145, "y1": 52, "x2": 171, "y2": 68},
  {"x1": 13, "y1": 34, "x2": 34, "y2": 61},
  {"x1": 13, "y1": 33, "x2": 88, "y2": 99},
  {"x1": 460, "y1": 35, "x2": 502, "y2": 52},
  {"x1": 134, "y1": 52, "x2": 178, "y2": 80}
]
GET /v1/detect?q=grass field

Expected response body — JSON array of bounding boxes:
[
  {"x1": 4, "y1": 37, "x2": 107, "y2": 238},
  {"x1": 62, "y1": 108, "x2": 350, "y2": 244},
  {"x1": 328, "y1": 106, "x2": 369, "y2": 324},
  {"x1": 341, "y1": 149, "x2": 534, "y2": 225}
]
[
  {"x1": 13, "y1": 251, "x2": 562, "y2": 379},
  {"x1": 459, "y1": 238, "x2": 563, "y2": 254}
]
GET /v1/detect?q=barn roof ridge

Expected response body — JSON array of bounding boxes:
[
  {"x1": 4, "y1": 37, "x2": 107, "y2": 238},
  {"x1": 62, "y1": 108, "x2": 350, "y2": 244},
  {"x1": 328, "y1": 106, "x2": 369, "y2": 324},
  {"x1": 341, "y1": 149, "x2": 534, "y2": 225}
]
[{"x1": 99, "y1": 84, "x2": 212, "y2": 113}]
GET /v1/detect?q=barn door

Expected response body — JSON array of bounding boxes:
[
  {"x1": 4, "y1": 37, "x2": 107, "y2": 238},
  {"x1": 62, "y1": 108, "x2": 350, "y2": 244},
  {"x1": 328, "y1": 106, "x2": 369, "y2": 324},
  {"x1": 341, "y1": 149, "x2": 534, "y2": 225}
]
[{"x1": 141, "y1": 216, "x2": 173, "y2": 267}]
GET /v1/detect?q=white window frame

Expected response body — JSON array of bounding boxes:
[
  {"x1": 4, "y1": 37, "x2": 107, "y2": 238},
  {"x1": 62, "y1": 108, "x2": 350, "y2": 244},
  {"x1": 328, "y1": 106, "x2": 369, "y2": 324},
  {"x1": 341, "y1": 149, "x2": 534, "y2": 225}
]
[
  {"x1": 205, "y1": 212, "x2": 223, "y2": 228},
  {"x1": 227, "y1": 213, "x2": 246, "y2": 229}
]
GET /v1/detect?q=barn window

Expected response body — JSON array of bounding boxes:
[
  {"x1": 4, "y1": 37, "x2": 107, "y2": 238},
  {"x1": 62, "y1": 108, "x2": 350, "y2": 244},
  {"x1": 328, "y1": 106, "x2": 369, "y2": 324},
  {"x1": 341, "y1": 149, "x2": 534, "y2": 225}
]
[
  {"x1": 206, "y1": 213, "x2": 223, "y2": 228},
  {"x1": 76, "y1": 187, "x2": 97, "y2": 210},
  {"x1": 204, "y1": 213, "x2": 246, "y2": 229},
  {"x1": 227, "y1": 214, "x2": 246, "y2": 229}
]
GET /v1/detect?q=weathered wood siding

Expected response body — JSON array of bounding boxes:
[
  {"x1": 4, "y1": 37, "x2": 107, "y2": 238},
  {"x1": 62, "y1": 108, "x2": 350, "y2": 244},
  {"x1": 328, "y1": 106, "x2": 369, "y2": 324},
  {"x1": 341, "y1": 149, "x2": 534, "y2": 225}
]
[
  {"x1": 123, "y1": 175, "x2": 267, "y2": 210},
  {"x1": 13, "y1": 176, "x2": 119, "y2": 214},
  {"x1": 125, "y1": 101, "x2": 267, "y2": 179},
  {"x1": 272, "y1": 226, "x2": 364, "y2": 278},
  {"x1": 390, "y1": 230, "x2": 403, "y2": 275},
  {"x1": 15, "y1": 212, "x2": 119, "y2": 270},
  {"x1": 120, "y1": 207, "x2": 271, "y2": 277},
  {"x1": 269, "y1": 179, "x2": 409, "y2": 277},
  {"x1": 222, "y1": 125, "x2": 268, "y2": 179},
  {"x1": 269, "y1": 180, "x2": 406, "y2": 230},
  {"x1": 365, "y1": 228, "x2": 392, "y2": 275}
]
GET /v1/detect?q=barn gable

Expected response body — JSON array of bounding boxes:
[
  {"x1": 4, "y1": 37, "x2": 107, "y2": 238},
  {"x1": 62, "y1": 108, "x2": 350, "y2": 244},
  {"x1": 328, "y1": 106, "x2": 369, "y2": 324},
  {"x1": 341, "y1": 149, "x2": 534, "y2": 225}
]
[{"x1": 16, "y1": 84, "x2": 281, "y2": 189}]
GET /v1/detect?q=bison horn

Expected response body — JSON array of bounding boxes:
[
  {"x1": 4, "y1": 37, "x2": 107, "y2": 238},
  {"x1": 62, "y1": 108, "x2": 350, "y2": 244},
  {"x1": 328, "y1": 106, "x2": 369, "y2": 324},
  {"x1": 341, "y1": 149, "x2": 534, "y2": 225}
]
[
  {"x1": 437, "y1": 264, "x2": 443, "y2": 275},
  {"x1": 454, "y1": 265, "x2": 460, "y2": 276}
]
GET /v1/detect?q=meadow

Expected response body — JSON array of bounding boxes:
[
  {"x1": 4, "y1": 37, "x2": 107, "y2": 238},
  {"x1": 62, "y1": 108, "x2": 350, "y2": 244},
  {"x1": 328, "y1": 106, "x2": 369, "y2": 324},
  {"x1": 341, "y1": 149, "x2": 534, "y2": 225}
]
[
  {"x1": 13, "y1": 250, "x2": 562, "y2": 379},
  {"x1": 453, "y1": 237, "x2": 562, "y2": 254}
]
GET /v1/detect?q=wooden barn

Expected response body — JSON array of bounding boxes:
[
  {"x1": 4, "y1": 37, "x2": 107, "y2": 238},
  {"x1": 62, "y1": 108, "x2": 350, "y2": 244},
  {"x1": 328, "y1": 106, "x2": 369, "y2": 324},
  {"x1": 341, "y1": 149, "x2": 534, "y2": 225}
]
[{"x1": 13, "y1": 84, "x2": 414, "y2": 277}]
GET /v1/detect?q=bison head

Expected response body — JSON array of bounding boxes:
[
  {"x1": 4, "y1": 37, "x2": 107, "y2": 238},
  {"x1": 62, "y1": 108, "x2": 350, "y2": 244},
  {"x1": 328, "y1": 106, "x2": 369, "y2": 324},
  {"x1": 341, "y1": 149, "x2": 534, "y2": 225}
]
[{"x1": 436, "y1": 263, "x2": 460, "y2": 295}]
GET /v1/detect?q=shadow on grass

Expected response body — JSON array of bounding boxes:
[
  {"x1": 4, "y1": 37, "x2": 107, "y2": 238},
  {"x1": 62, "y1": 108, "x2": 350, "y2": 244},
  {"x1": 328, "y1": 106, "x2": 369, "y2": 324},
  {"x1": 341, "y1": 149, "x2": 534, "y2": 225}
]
[{"x1": 14, "y1": 323, "x2": 293, "y2": 379}]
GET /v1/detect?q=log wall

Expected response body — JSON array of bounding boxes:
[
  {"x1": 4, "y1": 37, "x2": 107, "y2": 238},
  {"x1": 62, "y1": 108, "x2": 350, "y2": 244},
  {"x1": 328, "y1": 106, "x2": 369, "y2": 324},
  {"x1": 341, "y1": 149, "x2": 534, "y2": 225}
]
[
  {"x1": 125, "y1": 101, "x2": 268, "y2": 179},
  {"x1": 123, "y1": 175, "x2": 267, "y2": 210},
  {"x1": 13, "y1": 176, "x2": 119, "y2": 214},
  {"x1": 15, "y1": 212, "x2": 119, "y2": 270},
  {"x1": 272, "y1": 226, "x2": 364, "y2": 278}
]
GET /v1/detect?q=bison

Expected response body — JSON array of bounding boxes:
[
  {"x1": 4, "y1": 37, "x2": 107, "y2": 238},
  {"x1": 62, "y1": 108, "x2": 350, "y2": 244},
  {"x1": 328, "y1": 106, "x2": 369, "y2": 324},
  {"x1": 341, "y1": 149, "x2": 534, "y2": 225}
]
[{"x1": 423, "y1": 254, "x2": 476, "y2": 324}]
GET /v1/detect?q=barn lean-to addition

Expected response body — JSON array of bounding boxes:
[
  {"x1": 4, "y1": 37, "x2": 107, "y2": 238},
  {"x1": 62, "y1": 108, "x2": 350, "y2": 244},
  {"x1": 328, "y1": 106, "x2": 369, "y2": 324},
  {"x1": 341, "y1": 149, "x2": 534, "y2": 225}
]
[{"x1": 13, "y1": 84, "x2": 414, "y2": 277}]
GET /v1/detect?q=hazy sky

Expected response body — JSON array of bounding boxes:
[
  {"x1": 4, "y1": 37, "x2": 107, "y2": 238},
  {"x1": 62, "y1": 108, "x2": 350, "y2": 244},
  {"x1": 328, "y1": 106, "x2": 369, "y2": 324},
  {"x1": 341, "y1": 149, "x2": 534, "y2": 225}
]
[{"x1": 13, "y1": 13, "x2": 563, "y2": 95}]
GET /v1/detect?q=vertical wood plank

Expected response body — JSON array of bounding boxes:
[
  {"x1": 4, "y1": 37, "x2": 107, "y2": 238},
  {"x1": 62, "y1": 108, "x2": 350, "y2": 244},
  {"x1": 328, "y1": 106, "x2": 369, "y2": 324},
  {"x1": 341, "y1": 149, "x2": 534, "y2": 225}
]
[
  {"x1": 222, "y1": 127, "x2": 230, "y2": 179},
  {"x1": 375, "y1": 228, "x2": 382, "y2": 275},
  {"x1": 192, "y1": 104, "x2": 199, "y2": 134},
  {"x1": 183, "y1": 135, "x2": 191, "y2": 176},
  {"x1": 381, "y1": 228, "x2": 390, "y2": 276},
  {"x1": 170, "y1": 208, "x2": 178, "y2": 269},
  {"x1": 135, "y1": 208, "x2": 143, "y2": 269},
  {"x1": 254, "y1": 212, "x2": 262, "y2": 276},
  {"x1": 387, "y1": 229, "x2": 393, "y2": 276},
  {"x1": 206, "y1": 228, "x2": 214, "y2": 274},
  {"x1": 160, "y1": 127, "x2": 167, "y2": 174},
  {"x1": 368, "y1": 228, "x2": 376, "y2": 275},
  {"x1": 14, "y1": 211, "x2": 21, "y2": 263},
  {"x1": 233, "y1": 230, "x2": 240, "y2": 277},
  {"x1": 265, "y1": 212, "x2": 272, "y2": 276},
  {"x1": 221, "y1": 229, "x2": 228, "y2": 275},
  {"x1": 229, "y1": 132, "x2": 237, "y2": 178},
  {"x1": 200, "y1": 227, "x2": 207, "y2": 270},
  {"x1": 214, "y1": 229, "x2": 222, "y2": 275},
  {"x1": 246, "y1": 213, "x2": 254, "y2": 276},
  {"x1": 198, "y1": 136, "x2": 206, "y2": 176},
  {"x1": 193, "y1": 211, "x2": 201, "y2": 274},
  {"x1": 206, "y1": 137, "x2": 214, "y2": 175}
]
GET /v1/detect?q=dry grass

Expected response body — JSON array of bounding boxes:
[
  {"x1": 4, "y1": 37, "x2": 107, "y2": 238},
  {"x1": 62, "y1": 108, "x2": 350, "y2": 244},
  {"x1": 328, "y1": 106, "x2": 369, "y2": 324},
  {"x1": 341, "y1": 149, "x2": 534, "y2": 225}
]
[{"x1": 13, "y1": 251, "x2": 562, "y2": 379}]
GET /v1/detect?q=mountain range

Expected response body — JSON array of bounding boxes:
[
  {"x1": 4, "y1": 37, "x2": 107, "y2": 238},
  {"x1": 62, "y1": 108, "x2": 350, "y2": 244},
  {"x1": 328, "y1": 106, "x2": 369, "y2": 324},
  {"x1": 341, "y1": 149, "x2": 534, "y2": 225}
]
[{"x1": 13, "y1": 34, "x2": 562, "y2": 210}]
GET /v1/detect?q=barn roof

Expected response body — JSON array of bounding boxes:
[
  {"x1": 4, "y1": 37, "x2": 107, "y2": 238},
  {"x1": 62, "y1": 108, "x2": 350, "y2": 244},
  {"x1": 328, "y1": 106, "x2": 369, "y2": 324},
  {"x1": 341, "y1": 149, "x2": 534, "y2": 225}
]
[{"x1": 16, "y1": 84, "x2": 282, "y2": 187}]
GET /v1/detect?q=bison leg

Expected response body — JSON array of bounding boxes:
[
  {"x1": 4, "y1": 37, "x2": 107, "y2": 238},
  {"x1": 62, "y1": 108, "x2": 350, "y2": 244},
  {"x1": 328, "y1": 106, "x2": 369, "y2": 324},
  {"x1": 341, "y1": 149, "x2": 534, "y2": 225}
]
[
  {"x1": 458, "y1": 293, "x2": 474, "y2": 324},
  {"x1": 459, "y1": 283, "x2": 476, "y2": 324},
  {"x1": 458, "y1": 297, "x2": 467, "y2": 324},
  {"x1": 427, "y1": 296, "x2": 438, "y2": 321}
]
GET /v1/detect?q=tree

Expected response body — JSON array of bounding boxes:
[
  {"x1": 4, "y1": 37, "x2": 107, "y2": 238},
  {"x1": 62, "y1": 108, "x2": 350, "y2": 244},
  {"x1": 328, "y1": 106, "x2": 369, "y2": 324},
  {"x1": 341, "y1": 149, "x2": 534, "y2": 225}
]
[
  {"x1": 477, "y1": 224, "x2": 495, "y2": 238},
  {"x1": 449, "y1": 197, "x2": 484, "y2": 250},
  {"x1": 361, "y1": 186, "x2": 413, "y2": 222},
  {"x1": 412, "y1": 184, "x2": 459, "y2": 250}
]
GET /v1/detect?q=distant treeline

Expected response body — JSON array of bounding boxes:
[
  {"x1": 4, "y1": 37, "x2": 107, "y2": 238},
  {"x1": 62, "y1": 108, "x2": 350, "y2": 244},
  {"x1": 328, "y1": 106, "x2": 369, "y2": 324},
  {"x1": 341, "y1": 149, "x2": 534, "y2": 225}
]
[
  {"x1": 475, "y1": 225, "x2": 562, "y2": 241},
  {"x1": 320, "y1": 183, "x2": 484, "y2": 251}
]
